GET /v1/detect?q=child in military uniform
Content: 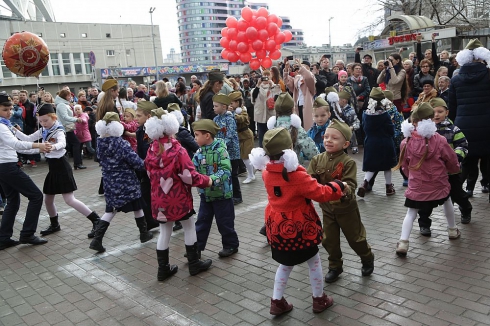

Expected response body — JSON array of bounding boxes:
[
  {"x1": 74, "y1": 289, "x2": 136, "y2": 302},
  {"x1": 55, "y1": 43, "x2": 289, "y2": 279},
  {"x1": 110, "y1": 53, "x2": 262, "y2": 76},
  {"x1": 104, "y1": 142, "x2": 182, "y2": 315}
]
[
  {"x1": 307, "y1": 119, "x2": 374, "y2": 283},
  {"x1": 192, "y1": 119, "x2": 239, "y2": 258}
]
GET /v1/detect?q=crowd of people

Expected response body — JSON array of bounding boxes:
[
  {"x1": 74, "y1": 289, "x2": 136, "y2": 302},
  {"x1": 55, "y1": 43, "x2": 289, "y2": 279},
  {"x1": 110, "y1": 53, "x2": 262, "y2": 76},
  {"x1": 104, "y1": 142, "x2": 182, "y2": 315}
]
[{"x1": 1, "y1": 37, "x2": 490, "y2": 317}]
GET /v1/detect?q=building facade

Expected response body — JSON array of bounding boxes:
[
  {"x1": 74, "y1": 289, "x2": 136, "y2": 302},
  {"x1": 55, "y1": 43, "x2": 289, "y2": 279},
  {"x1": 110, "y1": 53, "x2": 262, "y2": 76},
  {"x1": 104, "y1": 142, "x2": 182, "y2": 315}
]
[{"x1": 176, "y1": 0, "x2": 304, "y2": 63}]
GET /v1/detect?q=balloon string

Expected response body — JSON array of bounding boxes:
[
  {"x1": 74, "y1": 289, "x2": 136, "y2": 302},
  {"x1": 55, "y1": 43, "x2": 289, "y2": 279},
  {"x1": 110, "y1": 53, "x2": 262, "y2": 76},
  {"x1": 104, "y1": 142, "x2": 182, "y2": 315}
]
[{"x1": 36, "y1": 77, "x2": 40, "y2": 143}]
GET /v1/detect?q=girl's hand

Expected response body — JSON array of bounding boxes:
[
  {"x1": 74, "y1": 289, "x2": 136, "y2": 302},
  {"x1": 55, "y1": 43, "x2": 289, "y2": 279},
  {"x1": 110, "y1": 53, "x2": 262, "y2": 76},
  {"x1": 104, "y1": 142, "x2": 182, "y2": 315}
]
[{"x1": 39, "y1": 142, "x2": 52, "y2": 153}]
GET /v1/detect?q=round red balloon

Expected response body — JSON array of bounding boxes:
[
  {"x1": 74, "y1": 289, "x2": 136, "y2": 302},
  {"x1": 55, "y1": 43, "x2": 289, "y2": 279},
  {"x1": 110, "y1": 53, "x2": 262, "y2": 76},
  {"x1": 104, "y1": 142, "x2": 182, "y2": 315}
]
[
  {"x1": 252, "y1": 39, "x2": 263, "y2": 51},
  {"x1": 262, "y1": 57, "x2": 272, "y2": 68},
  {"x1": 221, "y1": 48, "x2": 230, "y2": 60},
  {"x1": 284, "y1": 30, "x2": 293, "y2": 42},
  {"x1": 241, "y1": 7, "x2": 254, "y2": 22},
  {"x1": 246, "y1": 27, "x2": 258, "y2": 41},
  {"x1": 256, "y1": 49, "x2": 267, "y2": 59},
  {"x1": 257, "y1": 7, "x2": 269, "y2": 17},
  {"x1": 240, "y1": 52, "x2": 252, "y2": 63},
  {"x1": 256, "y1": 17, "x2": 267, "y2": 30},
  {"x1": 265, "y1": 39, "x2": 276, "y2": 51},
  {"x1": 277, "y1": 17, "x2": 283, "y2": 28},
  {"x1": 267, "y1": 14, "x2": 278, "y2": 24},
  {"x1": 227, "y1": 51, "x2": 239, "y2": 62},
  {"x1": 236, "y1": 32, "x2": 247, "y2": 43},
  {"x1": 228, "y1": 40, "x2": 237, "y2": 51},
  {"x1": 249, "y1": 58, "x2": 261, "y2": 70},
  {"x1": 237, "y1": 19, "x2": 249, "y2": 32},
  {"x1": 269, "y1": 49, "x2": 281, "y2": 60},
  {"x1": 237, "y1": 42, "x2": 249, "y2": 53},
  {"x1": 220, "y1": 37, "x2": 230, "y2": 48},
  {"x1": 2, "y1": 31, "x2": 49, "y2": 78},
  {"x1": 267, "y1": 23, "x2": 278, "y2": 37},
  {"x1": 227, "y1": 28, "x2": 237, "y2": 40},
  {"x1": 258, "y1": 29, "x2": 269, "y2": 41},
  {"x1": 221, "y1": 27, "x2": 228, "y2": 37},
  {"x1": 274, "y1": 32, "x2": 286, "y2": 44},
  {"x1": 226, "y1": 16, "x2": 238, "y2": 28}
]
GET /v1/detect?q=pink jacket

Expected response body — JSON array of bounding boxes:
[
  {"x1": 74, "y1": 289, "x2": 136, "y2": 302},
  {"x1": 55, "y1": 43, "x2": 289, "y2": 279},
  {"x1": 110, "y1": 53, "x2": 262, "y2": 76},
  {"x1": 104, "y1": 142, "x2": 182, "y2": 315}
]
[
  {"x1": 401, "y1": 131, "x2": 460, "y2": 202},
  {"x1": 120, "y1": 120, "x2": 138, "y2": 151},
  {"x1": 145, "y1": 136, "x2": 210, "y2": 222},
  {"x1": 283, "y1": 65, "x2": 316, "y2": 130},
  {"x1": 74, "y1": 113, "x2": 91, "y2": 143}
]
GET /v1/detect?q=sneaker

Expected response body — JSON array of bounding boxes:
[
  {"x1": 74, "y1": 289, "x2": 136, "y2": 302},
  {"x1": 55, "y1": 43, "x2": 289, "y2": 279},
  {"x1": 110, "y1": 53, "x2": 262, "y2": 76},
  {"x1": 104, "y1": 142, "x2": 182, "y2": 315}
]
[
  {"x1": 396, "y1": 240, "x2": 409, "y2": 256},
  {"x1": 218, "y1": 248, "x2": 238, "y2": 257},
  {"x1": 30, "y1": 160, "x2": 37, "y2": 168},
  {"x1": 419, "y1": 227, "x2": 431, "y2": 236},
  {"x1": 448, "y1": 228, "x2": 461, "y2": 239},
  {"x1": 242, "y1": 176, "x2": 255, "y2": 184},
  {"x1": 351, "y1": 147, "x2": 359, "y2": 154}
]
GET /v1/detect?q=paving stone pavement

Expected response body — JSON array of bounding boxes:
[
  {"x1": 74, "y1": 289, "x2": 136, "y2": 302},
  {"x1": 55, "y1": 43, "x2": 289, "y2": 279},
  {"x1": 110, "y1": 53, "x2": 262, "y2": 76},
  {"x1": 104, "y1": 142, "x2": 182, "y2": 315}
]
[{"x1": 1, "y1": 148, "x2": 490, "y2": 326}]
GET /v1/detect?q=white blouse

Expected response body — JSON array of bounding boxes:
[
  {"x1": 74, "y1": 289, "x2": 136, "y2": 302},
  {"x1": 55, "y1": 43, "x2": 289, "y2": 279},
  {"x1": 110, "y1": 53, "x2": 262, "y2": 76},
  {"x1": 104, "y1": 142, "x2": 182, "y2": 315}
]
[
  {"x1": 0, "y1": 124, "x2": 38, "y2": 163},
  {"x1": 15, "y1": 128, "x2": 66, "y2": 158}
]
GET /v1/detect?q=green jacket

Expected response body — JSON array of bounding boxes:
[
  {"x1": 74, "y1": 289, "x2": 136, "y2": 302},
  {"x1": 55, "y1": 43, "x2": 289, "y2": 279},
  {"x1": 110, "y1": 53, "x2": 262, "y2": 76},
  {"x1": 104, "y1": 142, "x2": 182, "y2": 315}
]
[
  {"x1": 192, "y1": 139, "x2": 232, "y2": 202},
  {"x1": 307, "y1": 150, "x2": 358, "y2": 213}
]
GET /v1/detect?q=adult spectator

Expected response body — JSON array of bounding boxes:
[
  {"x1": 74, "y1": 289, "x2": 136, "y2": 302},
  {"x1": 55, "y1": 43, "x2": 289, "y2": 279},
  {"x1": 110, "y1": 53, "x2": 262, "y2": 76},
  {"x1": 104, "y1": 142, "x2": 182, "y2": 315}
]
[
  {"x1": 152, "y1": 81, "x2": 182, "y2": 111},
  {"x1": 346, "y1": 63, "x2": 354, "y2": 77},
  {"x1": 89, "y1": 88, "x2": 99, "y2": 105},
  {"x1": 411, "y1": 80, "x2": 438, "y2": 111},
  {"x1": 198, "y1": 71, "x2": 223, "y2": 120},
  {"x1": 115, "y1": 88, "x2": 137, "y2": 115},
  {"x1": 437, "y1": 76, "x2": 450, "y2": 104},
  {"x1": 190, "y1": 75, "x2": 198, "y2": 88},
  {"x1": 376, "y1": 53, "x2": 408, "y2": 112},
  {"x1": 434, "y1": 66, "x2": 448, "y2": 91},
  {"x1": 18, "y1": 90, "x2": 38, "y2": 166},
  {"x1": 55, "y1": 89, "x2": 85, "y2": 170},
  {"x1": 29, "y1": 92, "x2": 38, "y2": 107},
  {"x1": 137, "y1": 84, "x2": 150, "y2": 101},
  {"x1": 242, "y1": 78, "x2": 255, "y2": 135},
  {"x1": 311, "y1": 63, "x2": 327, "y2": 97},
  {"x1": 77, "y1": 91, "x2": 90, "y2": 110},
  {"x1": 355, "y1": 50, "x2": 379, "y2": 88},
  {"x1": 403, "y1": 60, "x2": 415, "y2": 97},
  {"x1": 96, "y1": 79, "x2": 119, "y2": 121},
  {"x1": 252, "y1": 71, "x2": 281, "y2": 147},
  {"x1": 271, "y1": 66, "x2": 286, "y2": 92},
  {"x1": 413, "y1": 59, "x2": 435, "y2": 95},
  {"x1": 350, "y1": 63, "x2": 371, "y2": 112},
  {"x1": 127, "y1": 87, "x2": 135, "y2": 102},
  {"x1": 319, "y1": 56, "x2": 337, "y2": 87},
  {"x1": 448, "y1": 39, "x2": 490, "y2": 199},
  {"x1": 335, "y1": 60, "x2": 345, "y2": 71},
  {"x1": 283, "y1": 59, "x2": 316, "y2": 129}
]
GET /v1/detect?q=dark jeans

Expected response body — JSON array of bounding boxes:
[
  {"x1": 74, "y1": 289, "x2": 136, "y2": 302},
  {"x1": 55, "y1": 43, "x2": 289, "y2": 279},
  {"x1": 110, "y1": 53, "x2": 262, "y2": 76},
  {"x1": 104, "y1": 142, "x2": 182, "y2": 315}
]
[
  {"x1": 195, "y1": 196, "x2": 239, "y2": 251},
  {"x1": 257, "y1": 122, "x2": 268, "y2": 148},
  {"x1": 230, "y1": 159, "x2": 242, "y2": 200},
  {"x1": 418, "y1": 174, "x2": 472, "y2": 228},
  {"x1": 460, "y1": 156, "x2": 489, "y2": 191},
  {"x1": 0, "y1": 163, "x2": 43, "y2": 241},
  {"x1": 66, "y1": 131, "x2": 82, "y2": 165}
]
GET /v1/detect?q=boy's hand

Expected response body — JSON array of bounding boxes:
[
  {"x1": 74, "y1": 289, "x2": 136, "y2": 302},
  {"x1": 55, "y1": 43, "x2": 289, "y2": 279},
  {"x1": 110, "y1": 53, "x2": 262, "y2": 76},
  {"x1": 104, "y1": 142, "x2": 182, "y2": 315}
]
[{"x1": 342, "y1": 182, "x2": 350, "y2": 196}]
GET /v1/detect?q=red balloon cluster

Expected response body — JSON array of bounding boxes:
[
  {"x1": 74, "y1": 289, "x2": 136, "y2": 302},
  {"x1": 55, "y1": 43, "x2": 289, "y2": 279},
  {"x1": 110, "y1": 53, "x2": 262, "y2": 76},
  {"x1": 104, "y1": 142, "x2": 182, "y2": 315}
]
[{"x1": 220, "y1": 7, "x2": 293, "y2": 69}]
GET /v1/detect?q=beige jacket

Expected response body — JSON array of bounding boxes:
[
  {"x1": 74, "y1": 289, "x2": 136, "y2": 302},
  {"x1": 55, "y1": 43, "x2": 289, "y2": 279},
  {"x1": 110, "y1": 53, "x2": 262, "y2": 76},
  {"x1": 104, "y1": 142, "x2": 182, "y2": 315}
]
[
  {"x1": 377, "y1": 67, "x2": 407, "y2": 101},
  {"x1": 252, "y1": 83, "x2": 281, "y2": 124},
  {"x1": 283, "y1": 66, "x2": 316, "y2": 130}
]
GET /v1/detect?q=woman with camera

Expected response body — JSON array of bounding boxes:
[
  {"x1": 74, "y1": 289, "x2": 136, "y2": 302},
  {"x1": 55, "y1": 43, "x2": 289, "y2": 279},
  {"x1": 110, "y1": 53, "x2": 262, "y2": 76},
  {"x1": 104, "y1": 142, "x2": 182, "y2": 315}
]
[
  {"x1": 376, "y1": 53, "x2": 408, "y2": 112},
  {"x1": 252, "y1": 70, "x2": 280, "y2": 147}
]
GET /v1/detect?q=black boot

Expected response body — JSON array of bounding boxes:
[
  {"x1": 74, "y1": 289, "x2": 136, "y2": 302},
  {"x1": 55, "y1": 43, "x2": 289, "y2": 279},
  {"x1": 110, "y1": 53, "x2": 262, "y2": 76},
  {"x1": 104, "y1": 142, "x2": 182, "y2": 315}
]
[
  {"x1": 86, "y1": 212, "x2": 100, "y2": 238},
  {"x1": 361, "y1": 256, "x2": 375, "y2": 276},
  {"x1": 89, "y1": 220, "x2": 110, "y2": 253},
  {"x1": 186, "y1": 242, "x2": 212, "y2": 276},
  {"x1": 156, "y1": 249, "x2": 178, "y2": 281},
  {"x1": 173, "y1": 221, "x2": 183, "y2": 231},
  {"x1": 145, "y1": 214, "x2": 160, "y2": 231},
  {"x1": 40, "y1": 215, "x2": 61, "y2": 236},
  {"x1": 459, "y1": 204, "x2": 472, "y2": 224},
  {"x1": 135, "y1": 217, "x2": 153, "y2": 243}
]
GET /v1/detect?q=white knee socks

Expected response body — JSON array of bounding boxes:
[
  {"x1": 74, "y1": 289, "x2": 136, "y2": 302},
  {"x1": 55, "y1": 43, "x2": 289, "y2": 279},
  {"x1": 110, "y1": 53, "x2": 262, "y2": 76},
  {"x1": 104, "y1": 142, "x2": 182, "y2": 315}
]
[
  {"x1": 306, "y1": 253, "x2": 324, "y2": 298},
  {"x1": 157, "y1": 223, "x2": 173, "y2": 250},
  {"x1": 244, "y1": 159, "x2": 254, "y2": 179},
  {"x1": 181, "y1": 219, "x2": 198, "y2": 246},
  {"x1": 400, "y1": 208, "x2": 418, "y2": 240},
  {"x1": 364, "y1": 171, "x2": 375, "y2": 182},
  {"x1": 272, "y1": 264, "x2": 294, "y2": 300},
  {"x1": 384, "y1": 170, "x2": 392, "y2": 185},
  {"x1": 443, "y1": 198, "x2": 456, "y2": 228}
]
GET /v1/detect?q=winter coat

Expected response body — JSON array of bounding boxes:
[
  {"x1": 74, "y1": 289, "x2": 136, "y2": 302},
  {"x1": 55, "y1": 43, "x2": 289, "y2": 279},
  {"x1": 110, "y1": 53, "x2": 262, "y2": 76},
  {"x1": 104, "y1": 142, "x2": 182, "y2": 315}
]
[
  {"x1": 176, "y1": 126, "x2": 199, "y2": 159},
  {"x1": 200, "y1": 90, "x2": 216, "y2": 120},
  {"x1": 120, "y1": 120, "x2": 138, "y2": 151},
  {"x1": 448, "y1": 62, "x2": 490, "y2": 157},
  {"x1": 307, "y1": 122, "x2": 329, "y2": 153},
  {"x1": 214, "y1": 112, "x2": 240, "y2": 160},
  {"x1": 145, "y1": 136, "x2": 210, "y2": 222},
  {"x1": 19, "y1": 100, "x2": 36, "y2": 133},
  {"x1": 234, "y1": 107, "x2": 254, "y2": 159},
  {"x1": 252, "y1": 84, "x2": 280, "y2": 124},
  {"x1": 284, "y1": 65, "x2": 316, "y2": 130},
  {"x1": 263, "y1": 163, "x2": 343, "y2": 257},
  {"x1": 401, "y1": 131, "x2": 460, "y2": 202},
  {"x1": 413, "y1": 72, "x2": 435, "y2": 95},
  {"x1": 152, "y1": 93, "x2": 182, "y2": 111},
  {"x1": 377, "y1": 67, "x2": 406, "y2": 101},
  {"x1": 75, "y1": 113, "x2": 91, "y2": 143},
  {"x1": 319, "y1": 69, "x2": 338, "y2": 87},
  {"x1": 438, "y1": 88, "x2": 449, "y2": 105},
  {"x1": 411, "y1": 88, "x2": 438, "y2": 111},
  {"x1": 54, "y1": 96, "x2": 77, "y2": 132},
  {"x1": 362, "y1": 110, "x2": 396, "y2": 171},
  {"x1": 10, "y1": 105, "x2": 23, "y2": 130},
  {"x1": 349, "y1": 76, "x2": 371, "y2": 102},
  {"x1": 97, "y1": 136, "x2": 145, "y2": 209}
]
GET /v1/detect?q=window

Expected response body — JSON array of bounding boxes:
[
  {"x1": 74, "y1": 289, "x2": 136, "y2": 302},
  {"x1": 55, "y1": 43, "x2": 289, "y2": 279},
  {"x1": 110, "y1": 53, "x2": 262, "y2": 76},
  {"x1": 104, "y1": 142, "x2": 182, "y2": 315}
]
[
  {"x1": 126, "y1": 49, "x2": 131, "y2": 56},
  {"x1": 83, "y1": 53, "x2": 92, "y2": 73},
  {"x1": 40, "y1": 61, "x2": 50, "y2": 77},
  {"x1": 106, "y1": 33, "x2": 111, "y2": 38},
  {"x1": 60, "y1": 33, "x2": 66, "y2": 38},
  {"x1": 51, "y1": 56, "x2": 60, "y2": 76},
  {"x1": 62, "y1": 53, "x2": 71, "y2": 75},
  {"x1": 106, "y1": 50, "x2": 115, "y2": 56},
  {"x1": 73, "y1": 53, "x2": 83, "y2": 75},
  {"x1": 1, "y1": 59, "x2": 14, "y2": 78},
  {"x1": 81, "y1": 33, "x2": 87, "y2": 38}
]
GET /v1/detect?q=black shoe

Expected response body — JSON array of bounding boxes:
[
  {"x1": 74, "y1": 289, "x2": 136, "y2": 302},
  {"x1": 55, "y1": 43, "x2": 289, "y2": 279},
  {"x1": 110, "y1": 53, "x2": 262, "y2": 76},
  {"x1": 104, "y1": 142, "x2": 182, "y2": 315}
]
[
  {"x1": 157, "y1": 249, "x2": 178, "y2": 281},
  {"x1": 186, "y1": 242, "x2": 212, "y2": 276},
  {"x1": 74, "y1": 165, "x2": 87, "y2": 170},
  {"x1": 40, "y1": 224, "x2": 60, "y2": 236},
  {"x1": 173, "y1": 221, "x2": 183, "y2": 231},
  {"x1": 86, "y1": 212, "x2": 100, "y2": 238},
  {"x1": 135, "y1": 217, "x2": 153, "y2": 243},
  {"x1": 361, "y1": 258, "x2": 374, "y2": 276},
  {"x1": 419, "y1": 227, "x2": 431, "y2": 236},
  {"x1": 19, "y1": 235, "x2": 48, "y2": 245},
  {"x1": 90, "y1": 220, "x2": 110, "y2": 253},
  {"x1": 218, "y1": 248, "x2": 238, "y2": 257},
  {"x1": 233, "y1": 198, "x2": 243, "y2": 205},
  {"x1": 259, "y1": 224, "x2": 267, "y2": 236},
  {"x1": 0, "y1": 239, "x2": 20, "y2": 250},
  {"x1": 324, "y1": 268, "x2": 343, "y2": 283},
  {"x1": 482, "y1": 186, "x2": 489, "y2": 193}
]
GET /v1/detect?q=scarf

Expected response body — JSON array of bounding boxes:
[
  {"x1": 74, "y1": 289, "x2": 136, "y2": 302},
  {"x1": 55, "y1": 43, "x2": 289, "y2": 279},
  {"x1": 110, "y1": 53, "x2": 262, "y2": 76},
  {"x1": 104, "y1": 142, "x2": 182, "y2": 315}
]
[
  {"x1": 42, "y1": 121, "x2": 65, "y2": 142},
  {"x1": 0, "y1": 117, "x2": 15, "y2": 135},
  {"x1": 350, "y1": 76, "x2": 363, "y2": 83},
  {"x1": 385, "y1": 64, "x2": 401, "y2": 84}
]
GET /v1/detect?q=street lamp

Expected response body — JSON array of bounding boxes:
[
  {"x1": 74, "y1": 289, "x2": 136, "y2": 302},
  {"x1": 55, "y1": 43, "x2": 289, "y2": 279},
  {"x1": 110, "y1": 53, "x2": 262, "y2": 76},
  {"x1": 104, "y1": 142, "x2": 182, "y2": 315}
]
[
  {"x1": 328, "y1": 17, "x2": 334, "y2": 67},
  {"x1": 149, "y1": 7, "x2": 159, "y2": 81}
]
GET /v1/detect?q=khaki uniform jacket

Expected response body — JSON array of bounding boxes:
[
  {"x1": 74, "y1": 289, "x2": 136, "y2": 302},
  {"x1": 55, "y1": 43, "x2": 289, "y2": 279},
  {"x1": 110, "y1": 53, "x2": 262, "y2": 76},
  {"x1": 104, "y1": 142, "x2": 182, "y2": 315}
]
[
  {"x1": 234, "y1": 107, "x2": 254, "y2": 159},
  {"x1": 307, "y1": 150, "x2": 358, "y2": 214}
]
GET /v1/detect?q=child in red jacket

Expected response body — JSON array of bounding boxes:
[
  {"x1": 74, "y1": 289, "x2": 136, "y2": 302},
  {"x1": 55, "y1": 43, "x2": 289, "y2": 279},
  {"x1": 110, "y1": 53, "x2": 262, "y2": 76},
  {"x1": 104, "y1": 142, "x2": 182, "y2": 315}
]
[
  {"x1": 249, "y1": 127, "x2": 348, "y2": 316},
  {"x1": 144, "y1": 108, "x2": 213, "y2": 281},
  {"x1": 120, "y1": 108, "x2": 138, "y2": 151}
]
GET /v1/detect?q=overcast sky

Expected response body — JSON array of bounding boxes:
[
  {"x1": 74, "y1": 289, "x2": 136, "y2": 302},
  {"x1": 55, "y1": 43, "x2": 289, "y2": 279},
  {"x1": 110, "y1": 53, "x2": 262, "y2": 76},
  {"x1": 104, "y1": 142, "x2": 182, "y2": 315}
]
[{"x1": 2, "y1": 0, "x2": 384, "y2": 56}]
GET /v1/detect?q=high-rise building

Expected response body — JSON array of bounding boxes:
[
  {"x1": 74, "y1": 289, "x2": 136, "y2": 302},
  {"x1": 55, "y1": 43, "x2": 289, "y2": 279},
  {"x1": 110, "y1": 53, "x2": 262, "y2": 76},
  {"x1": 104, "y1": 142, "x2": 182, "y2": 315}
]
[{"x1": 176, "y1": 0, "x2": 304, "y2": 63}]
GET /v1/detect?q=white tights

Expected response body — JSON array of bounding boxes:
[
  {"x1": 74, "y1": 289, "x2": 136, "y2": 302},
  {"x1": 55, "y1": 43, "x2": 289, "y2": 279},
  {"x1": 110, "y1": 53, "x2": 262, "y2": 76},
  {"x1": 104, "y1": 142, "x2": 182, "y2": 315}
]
[
  {"x1": 364, "y1": 170, "x2": 392, "y2": 184},
  {"x1": 272, "y1": 253, "x2": 324, "y2": 300},
  {"x1": 100, "y1": 209, "x2": 144, "y2": 223},
  {"x1": 44, "y1": 193, "x2": 92, "y2": 218},
  {"x1": 243, "y1": 159, "x2": 255, "y2": 179},
  {"x1": 156, "y1": 219, "x2": 198, "y2": 250},
  {"x1": 400, "y1": 198, "x2": 456, "y2": 240}
]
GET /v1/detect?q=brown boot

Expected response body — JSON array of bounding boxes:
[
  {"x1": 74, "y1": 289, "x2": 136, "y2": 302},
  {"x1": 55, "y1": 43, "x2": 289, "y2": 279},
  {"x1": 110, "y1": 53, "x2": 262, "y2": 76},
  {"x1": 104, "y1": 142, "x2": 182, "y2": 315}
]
[
  {"x1": 312, "y1": 293, "x2": 334, "y2": 313},
  {"x1": 386, "y1": 184, "x2": 396, "y2": 196},
  {"x1": 270, "y1": 297, "x2": 293, "y2": 316},
  {"x1": 357, "y1": 180, "x2": 369, "y2": 197}
]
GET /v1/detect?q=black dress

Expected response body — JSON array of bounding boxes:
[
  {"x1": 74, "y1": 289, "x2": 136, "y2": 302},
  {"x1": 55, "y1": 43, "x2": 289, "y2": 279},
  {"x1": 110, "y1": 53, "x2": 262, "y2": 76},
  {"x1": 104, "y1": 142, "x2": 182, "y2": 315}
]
[{"x1": 43, "y1": 156, "x2": 77, "y2": 194}]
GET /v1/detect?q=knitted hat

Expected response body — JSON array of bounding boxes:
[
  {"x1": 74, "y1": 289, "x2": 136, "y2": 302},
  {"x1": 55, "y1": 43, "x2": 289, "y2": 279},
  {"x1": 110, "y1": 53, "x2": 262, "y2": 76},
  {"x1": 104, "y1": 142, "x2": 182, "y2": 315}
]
[
  {"x1": 429, "y1": 97, "x2": 447, "y2": 109},
  {"x1": 212, "y1": 93, "x2": 231, "y2": 106},
  {"x1": 338, "y1": 91, "x2": 351, "y2": 100},
  {"x1": 124, "y1": 108, "x2": 136, "y2": 117},
  {"x1": 338, "y1": 70, "x2": 348, "y2": 78},
  {"x1": 228, "y1": 91, "x2": 242, "y2": 101},
  {"x1": 313, "y1": 97, "x2": 329, "y2": 108},
  {"x1": 37, "y1": 103, "x2": 55, "y2": 116},
  {"x1": 383, "y1": 90, "x2": 394, "y2": 102},
  {"x1": 369, "y1": 87, "x2": 385, "y2": 101},
  {"x1": 0, "y1": 91, "x2": 12, "y2": 105},
  {"x1": 325, "y1": 86, "x2": 337, "y2": 95},
  {"x1": 102, "y1": 79, "x2": 118, "y2": 92},
  {"x1": 137, "y1": 100, "x2": 157, "y2": 113},
  {"x1": 102, "y1": 112, "x2": 120, "y2": 123},
  {"x1": 274, "y1": 92, "x2": 294, "y2": 115},
  {"x1": 327, "y1": 118, "x2": 352, "y2": 141},
  {"x1": 411, "y1": 102, "x2": 434, "y2": 121},
  {"x1": 208, "y1": 70, "x2": 224, "y2": 82},
  {"x1": 456, "y1": 38, "x2": 490, "y2": 68},
  {"x1": 192, "y1": 119, "x2": 220, "y2": 136},
  {"x1": 151, "y1": 107, "x2": 167, "y2": 119},
  {"x1": 262, "y1": 127, "x2": 293, "y2": 156}
]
